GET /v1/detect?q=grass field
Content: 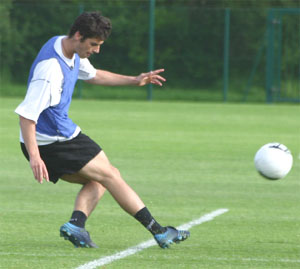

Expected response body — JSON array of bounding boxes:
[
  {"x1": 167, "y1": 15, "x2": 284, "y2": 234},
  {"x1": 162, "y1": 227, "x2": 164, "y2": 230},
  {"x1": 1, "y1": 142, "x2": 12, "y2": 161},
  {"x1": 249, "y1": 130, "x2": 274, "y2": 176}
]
[{"x1": 0, "y1": 97, "x2": 299, "y2": 269}]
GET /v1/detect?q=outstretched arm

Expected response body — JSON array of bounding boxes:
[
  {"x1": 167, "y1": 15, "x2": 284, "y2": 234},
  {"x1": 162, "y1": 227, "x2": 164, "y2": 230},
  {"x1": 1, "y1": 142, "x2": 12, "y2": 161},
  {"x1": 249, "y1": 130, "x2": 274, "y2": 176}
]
[{"x1": 86, "y1": 68, "x2": 166, "y2": 87}]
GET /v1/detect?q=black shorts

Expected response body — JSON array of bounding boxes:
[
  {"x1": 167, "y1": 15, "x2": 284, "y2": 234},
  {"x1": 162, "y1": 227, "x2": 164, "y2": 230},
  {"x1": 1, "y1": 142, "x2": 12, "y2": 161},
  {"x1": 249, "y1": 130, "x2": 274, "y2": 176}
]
[{"x1": 21, "y1": 132, "x2": 102, "y2": 184}]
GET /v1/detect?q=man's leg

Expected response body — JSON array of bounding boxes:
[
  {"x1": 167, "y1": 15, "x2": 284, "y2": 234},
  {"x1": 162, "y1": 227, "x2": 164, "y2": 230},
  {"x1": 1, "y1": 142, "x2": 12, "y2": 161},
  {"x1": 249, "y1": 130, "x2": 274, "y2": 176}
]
[
  {"x1": 62, "y1": 175, "x2": 106, "y2": 217},
  {"x1": 73, "y1": 151, "x2": 189, "y2": 248},
  {"x1": 78, "y1": 151, "x2": 145, "y2": 215},
  {"x1": 59, "y1": 175, "x2": 106, "y2": 248}
]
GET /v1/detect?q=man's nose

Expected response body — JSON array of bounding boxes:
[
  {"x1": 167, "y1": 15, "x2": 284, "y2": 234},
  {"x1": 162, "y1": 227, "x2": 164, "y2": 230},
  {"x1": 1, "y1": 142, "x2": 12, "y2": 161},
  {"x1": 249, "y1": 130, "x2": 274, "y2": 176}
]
[{"x1": 94, "y1": 45, "x2": 100, "y2": 53}]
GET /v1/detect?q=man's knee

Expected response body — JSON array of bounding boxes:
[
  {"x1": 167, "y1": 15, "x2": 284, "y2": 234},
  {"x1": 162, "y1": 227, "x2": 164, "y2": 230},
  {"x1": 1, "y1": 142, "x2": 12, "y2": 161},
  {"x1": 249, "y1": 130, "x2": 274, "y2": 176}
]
[
  {"x1": 102, "y1": 165, "x2": 121, "y2": 181},
  {"x1": 89, "y1": 180, "x2": 106, "y2": 190},
  {"x1": 111, "y1": 166, "x2": 121, "y2": 178},
  {"x1": 86, "y1": 181, "x2": 106, "y2": 197}
]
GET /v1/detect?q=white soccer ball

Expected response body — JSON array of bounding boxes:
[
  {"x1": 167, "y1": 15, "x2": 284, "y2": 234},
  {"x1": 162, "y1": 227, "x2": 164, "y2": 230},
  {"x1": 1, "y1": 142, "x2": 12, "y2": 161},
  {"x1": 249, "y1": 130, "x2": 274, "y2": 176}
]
[{"x1": 254, "y1": 143, "x2": 293, "y2": 180}]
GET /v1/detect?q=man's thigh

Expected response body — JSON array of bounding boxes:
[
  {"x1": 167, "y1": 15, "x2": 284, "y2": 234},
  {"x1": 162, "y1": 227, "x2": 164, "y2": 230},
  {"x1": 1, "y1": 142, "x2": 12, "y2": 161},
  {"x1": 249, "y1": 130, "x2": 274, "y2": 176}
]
[
  {"x1": 78, "y1": 151, "x2": 117, "y2": 181},
  {"x1": 61, "y1": 173, "x2": 90, "y2": 184},
  {"x1": 62, "y1": 151, "x2": 115, "y2": 184}
]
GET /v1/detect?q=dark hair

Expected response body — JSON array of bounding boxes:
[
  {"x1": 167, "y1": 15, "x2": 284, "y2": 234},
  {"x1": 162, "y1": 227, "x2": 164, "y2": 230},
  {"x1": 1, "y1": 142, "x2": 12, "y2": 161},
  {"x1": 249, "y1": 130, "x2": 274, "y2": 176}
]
[{"x1": 68, "y1": 11, "x2": 112, "y2": 41}]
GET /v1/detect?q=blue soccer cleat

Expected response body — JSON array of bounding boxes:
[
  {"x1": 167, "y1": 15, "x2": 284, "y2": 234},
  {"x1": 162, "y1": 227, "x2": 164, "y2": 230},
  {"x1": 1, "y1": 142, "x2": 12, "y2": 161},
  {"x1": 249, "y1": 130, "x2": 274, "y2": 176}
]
[
  {"x1": 154, "y1": 226, "x2": 190, "y2": 249},
  {"x1": 59, "y1": 222, "x2": 98, "y2": 248}
]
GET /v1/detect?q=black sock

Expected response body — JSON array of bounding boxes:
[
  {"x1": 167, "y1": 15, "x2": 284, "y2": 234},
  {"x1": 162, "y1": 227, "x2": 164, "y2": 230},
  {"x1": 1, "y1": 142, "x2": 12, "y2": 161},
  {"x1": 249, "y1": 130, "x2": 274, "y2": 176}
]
[
  {"x1": 69, "y1": 210, "x2": 87, "y2": 228},
  {"x1": 134, "y1": 207, "x2": 167, "y2": 235}
]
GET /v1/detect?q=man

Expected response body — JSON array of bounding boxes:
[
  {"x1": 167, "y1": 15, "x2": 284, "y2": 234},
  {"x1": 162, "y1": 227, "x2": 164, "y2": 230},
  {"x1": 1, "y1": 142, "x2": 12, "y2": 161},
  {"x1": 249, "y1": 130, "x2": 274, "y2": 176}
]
[{"x1": 15, "y1": 11, "x2": 189, "y2": 249}]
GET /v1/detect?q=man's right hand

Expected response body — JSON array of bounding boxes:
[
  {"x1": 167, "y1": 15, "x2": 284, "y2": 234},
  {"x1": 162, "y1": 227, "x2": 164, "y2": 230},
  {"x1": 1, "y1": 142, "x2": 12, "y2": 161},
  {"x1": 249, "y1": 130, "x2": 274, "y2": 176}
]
[{"x1": 30, "y1": 155, "x2": 49, "y2": 183}]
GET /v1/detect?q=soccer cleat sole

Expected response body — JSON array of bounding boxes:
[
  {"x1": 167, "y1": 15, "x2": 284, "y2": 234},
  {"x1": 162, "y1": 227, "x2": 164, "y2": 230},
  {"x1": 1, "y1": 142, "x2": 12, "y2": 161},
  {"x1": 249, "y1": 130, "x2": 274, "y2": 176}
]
[
  {"x1": 156, "y1": 228, "x2": 190, "y2": 249},
  {"x1": 60, "y1": 227, "x2": 91, "y2": 248},
  {"x1": 160, "y1": 235, "x2": 190, "y2": 249}
]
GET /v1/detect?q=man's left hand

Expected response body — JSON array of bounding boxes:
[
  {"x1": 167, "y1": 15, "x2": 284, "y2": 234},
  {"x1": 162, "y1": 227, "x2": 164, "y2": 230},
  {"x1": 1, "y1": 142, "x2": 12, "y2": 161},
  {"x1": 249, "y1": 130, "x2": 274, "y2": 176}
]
[{"x1": 136, "y1": 69, "x2": 166, "y2": 86}]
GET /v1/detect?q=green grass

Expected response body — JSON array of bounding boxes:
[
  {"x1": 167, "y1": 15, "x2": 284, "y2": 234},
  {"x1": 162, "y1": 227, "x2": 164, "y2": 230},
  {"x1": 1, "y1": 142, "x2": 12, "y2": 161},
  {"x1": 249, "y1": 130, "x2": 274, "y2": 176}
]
[
  {"x1": 0, "y1": 82, "x2": 265, "y2": 102},
  {"x1": 2, "y1": 80, "x2": 298, "y2": 103},
  {"x1": 0, "y1": 97, "x2": 299, "y2": 269}
]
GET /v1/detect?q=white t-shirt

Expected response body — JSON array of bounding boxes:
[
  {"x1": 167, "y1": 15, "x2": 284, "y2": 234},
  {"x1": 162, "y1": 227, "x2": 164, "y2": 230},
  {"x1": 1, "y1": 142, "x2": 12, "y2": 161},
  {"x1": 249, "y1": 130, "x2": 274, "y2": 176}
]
[{"x1": 15, "y1": 36, "x2": 97, "y2": 145}]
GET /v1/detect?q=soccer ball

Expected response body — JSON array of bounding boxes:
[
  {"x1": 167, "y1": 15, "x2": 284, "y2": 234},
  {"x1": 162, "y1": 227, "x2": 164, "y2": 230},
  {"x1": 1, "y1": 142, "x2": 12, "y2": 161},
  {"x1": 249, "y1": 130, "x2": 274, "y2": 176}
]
[{"x1": 254, "y1": 143, "x2": 293, "y2": 180}]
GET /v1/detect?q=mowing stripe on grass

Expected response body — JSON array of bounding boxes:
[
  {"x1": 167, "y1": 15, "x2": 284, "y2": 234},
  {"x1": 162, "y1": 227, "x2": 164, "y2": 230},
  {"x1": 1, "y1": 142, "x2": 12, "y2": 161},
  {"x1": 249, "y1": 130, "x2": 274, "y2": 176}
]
[
  {"x1": 76, "y1": 208, "x2": 229, "y2": 269},
  {"x1": 198, "y1": 256, "x2": 300, "y2": 264}
]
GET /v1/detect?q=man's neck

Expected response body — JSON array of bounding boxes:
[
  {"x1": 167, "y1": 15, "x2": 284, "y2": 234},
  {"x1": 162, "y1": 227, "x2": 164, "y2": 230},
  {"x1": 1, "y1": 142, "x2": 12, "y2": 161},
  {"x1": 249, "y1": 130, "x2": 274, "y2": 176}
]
[{"x1": 61, "y1": 37, "x2": 74, "y2": 59}]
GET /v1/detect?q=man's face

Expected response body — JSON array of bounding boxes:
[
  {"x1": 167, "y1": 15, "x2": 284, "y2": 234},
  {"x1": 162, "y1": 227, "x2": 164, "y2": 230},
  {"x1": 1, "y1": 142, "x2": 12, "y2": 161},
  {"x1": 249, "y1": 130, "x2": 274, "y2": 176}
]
[{"x1": 75, "y1": 32, "x2": 104, "y2": 58}]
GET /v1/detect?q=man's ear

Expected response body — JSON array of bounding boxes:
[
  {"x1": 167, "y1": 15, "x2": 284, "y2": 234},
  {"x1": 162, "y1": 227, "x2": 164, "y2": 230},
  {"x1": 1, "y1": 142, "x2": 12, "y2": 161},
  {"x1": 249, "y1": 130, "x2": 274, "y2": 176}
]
[{"x1": 74, "y1": 31, "x2": 83, "y2": 41}]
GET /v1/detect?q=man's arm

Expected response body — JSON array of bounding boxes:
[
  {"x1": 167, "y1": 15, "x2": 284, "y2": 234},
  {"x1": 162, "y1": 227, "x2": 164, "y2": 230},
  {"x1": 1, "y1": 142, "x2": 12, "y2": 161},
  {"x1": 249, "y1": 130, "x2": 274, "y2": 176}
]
[
  {"x1": 86, "y1": 68, "x2": 166, "y2": 87},
  {"x1": 19, "y1": 116, "x2": 49, "y2": 183}
]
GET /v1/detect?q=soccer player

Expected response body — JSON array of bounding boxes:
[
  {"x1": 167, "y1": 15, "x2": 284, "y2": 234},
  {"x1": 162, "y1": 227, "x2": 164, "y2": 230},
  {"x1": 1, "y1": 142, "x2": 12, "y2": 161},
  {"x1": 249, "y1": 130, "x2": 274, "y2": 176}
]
[{"x1": 15, "y1": 11, "x2": 189, "y2": 248}]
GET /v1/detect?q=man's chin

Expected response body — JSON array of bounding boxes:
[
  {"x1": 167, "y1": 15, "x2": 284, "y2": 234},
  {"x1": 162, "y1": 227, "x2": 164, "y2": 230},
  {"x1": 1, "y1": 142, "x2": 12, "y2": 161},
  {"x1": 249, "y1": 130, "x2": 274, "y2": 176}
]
[{"x1": 78, "y1": 53, "x2": 90, "y2": 59}]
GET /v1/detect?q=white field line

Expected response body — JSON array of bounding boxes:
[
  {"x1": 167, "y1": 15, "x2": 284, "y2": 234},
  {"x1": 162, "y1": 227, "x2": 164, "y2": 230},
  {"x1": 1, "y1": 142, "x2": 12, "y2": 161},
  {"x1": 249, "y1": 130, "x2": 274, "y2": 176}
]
[{"x1": 76, "y1": 208, "x2": 229, "y2": 269}]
